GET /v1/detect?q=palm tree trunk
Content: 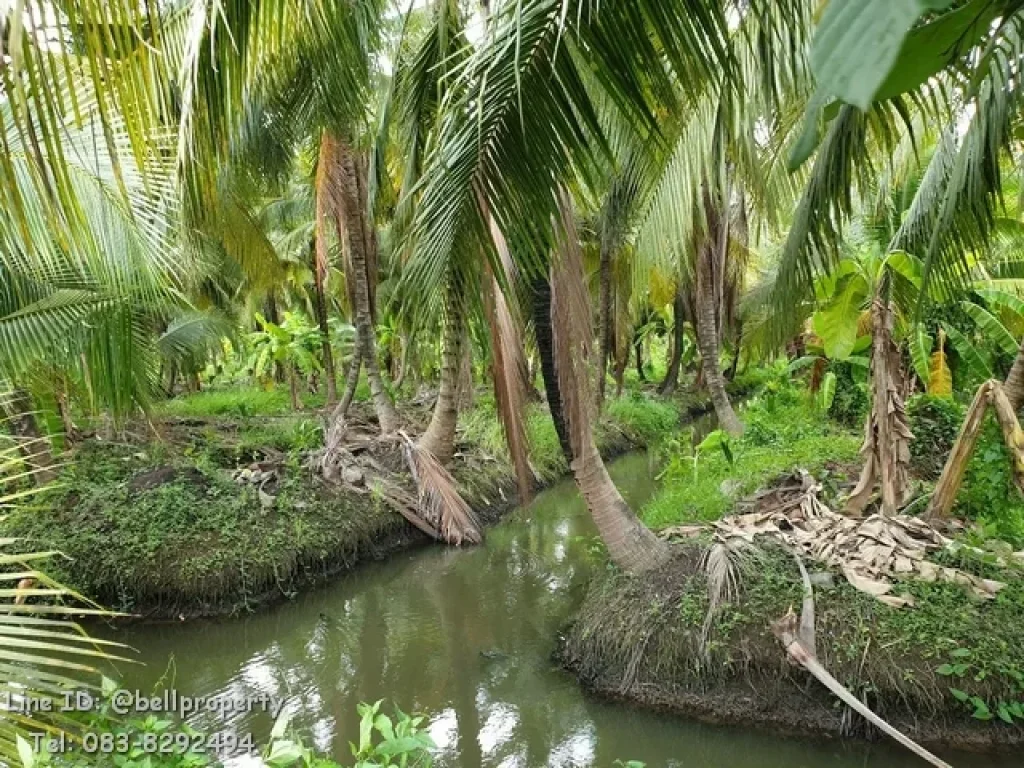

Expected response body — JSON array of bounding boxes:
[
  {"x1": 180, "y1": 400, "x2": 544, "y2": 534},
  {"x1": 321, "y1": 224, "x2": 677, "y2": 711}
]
[
  {"x1": 457, "y1": 337, "x2": 474, "y2": 410},
  {"x1": 532, "y1": 275, "x2": 573, "y2": 463},
  {"x1": 613, "y1": 343, "x2": 628, "y2": 398},
  {"x1": 420, "y1": 286, "x2": 464, "y2": 463},
  {"x1": 598, "y1": 239, "x2": 613, "y2": 407},
  {"x1": 1004, "y1": 342, "x2": 1024, "y2": 411},
  {"x1": 55, "y1": 387, "x2": 78, "y2": 443},
  {"x1": 333, "y1": 135, "x2": 401, "y2": 434},
  {"x1": 166, "y1": 362, "x2": 177, "y2": 397},
  {"x1": 726, "y1": 322, "x2": 743, "y2": 381},
  {"x1": 634, "y1": 332, "x2": 646, "y2": 382},
  {"x1": 310, "y1": 241, "x2": 338, "y2": 405},
  {"x1": 659, "y1": 286, "x2": 685, "y2": 396},
  {"x1": 537, "y1": 273, "x2": 670, "y2": 571},
  {"x1": 547, "y1": 192, "x2": 671, "y2": 572},
  {"x1": 696, "y1": 240, "x2": 743, "y2": 435},
  {"x1": 336, "y1": 350, "x2": 363, "y2": 419}
]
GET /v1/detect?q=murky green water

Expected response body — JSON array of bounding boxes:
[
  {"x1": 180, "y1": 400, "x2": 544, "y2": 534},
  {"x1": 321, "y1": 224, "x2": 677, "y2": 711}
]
[{"x1": 98, "y1": 452, "x2": 1012, "y2": 767}]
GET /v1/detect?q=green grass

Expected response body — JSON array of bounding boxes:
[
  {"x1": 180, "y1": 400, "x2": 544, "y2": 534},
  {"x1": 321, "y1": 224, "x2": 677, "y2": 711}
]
[
  {"x1": 158, "y1": 386, "x2": 327, "y2": 418},
  {"x1": 460, "y1": 392, "x2": 682, "y2": 484},
  {"x1": 605, "y1": 395, "x2": 679, "y2": 442},
  {"x1": 642, "y1": 387, "x2": 861, "y2": 529},
  {"x1": 7, "y1": 442, "x2": 400, "y2": 615},
  {"x1": 567, "y1": 544, "x2": 1024, "y2": 731}
]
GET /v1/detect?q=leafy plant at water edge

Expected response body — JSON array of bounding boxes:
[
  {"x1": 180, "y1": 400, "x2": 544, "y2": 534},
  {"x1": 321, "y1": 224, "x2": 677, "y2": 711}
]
[{"x1": 262, "y1": 701, "x2": 435, "y2": 768}]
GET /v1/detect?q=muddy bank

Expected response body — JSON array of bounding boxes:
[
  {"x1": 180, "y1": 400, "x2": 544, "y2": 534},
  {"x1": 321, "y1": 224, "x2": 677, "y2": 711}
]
[
  {"x1": 7, "y1": 401, "x2": 651, "y2": 621},
  {"x1": 560, "y1": 545, "x2": 1024, "y2": 752}
]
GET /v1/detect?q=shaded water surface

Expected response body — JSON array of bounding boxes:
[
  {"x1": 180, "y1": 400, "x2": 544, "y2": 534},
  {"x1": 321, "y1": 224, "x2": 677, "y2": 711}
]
[{"x1": 101, "y1": 452, "x2": 1013, "y2": 767}]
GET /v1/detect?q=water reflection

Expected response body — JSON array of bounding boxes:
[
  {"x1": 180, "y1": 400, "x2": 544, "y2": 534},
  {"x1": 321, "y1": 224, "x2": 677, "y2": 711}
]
[{"x1": 98, "y1": 453, "x2": 1011, "y2": 767}]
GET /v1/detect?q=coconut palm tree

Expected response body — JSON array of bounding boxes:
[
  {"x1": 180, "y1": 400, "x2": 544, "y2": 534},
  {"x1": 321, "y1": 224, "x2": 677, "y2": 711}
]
[{"x1": 401, "y1": 0, "x2": 815, "y2": 570}]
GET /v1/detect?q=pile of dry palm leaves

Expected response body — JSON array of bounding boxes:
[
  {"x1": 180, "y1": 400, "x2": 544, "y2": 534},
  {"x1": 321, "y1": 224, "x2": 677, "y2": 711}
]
[
  {"x1": 660, "y1": 471, "x2": 1023, "y2": 768},
  {"x1": 313, "y1": 419, "x2": 483, "y2": 546},
  {"x1": 662, "y1": 471, "x2": 1015, "y2": 608}
]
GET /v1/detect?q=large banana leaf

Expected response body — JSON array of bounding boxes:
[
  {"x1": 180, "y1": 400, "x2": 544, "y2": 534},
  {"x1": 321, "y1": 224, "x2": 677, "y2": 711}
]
[
  {"x1": 961, "y1": 300, "x2": 1020, "y2": 357},
  {"x1": 910, "y1": 326, "x2": 934, "y2": 386},
  {"x1": 811, "y1": 273, "x2": 870, "y2": 360},
  {"x1": 942, "y1": 321, "x2": 993, "y2": 380}
]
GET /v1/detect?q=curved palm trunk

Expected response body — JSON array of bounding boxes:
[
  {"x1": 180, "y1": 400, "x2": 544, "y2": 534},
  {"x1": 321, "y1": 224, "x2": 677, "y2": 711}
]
[
  {"x1": 336, "y1": 350, "x2": 362, "y2": 418},
  {"x1": 548, "y1": 191, "x2": 671, "y2": 573},
  {"x1": 420, "y1": 287, "x2": 463, "y2": 463},
  {"x1": 696, "y1": 241, "x2": 742, "y2": 435},
  {"x1": 331, "y1": 134, "x2": 401, "y2": 434}
]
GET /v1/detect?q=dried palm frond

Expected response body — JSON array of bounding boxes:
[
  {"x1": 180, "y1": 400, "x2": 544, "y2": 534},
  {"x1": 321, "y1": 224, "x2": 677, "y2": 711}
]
[
  {"x1": 700, "y1": 536, "x2": 757, "y2": 644},
  {"x1": 401, "y1": 433, "x2": 482, "y2": 546},
  {"x1": 664, "y1": 472, "x2": 1008, "y2": 605},
  {"x1": 773, "y1": 609, "x2": 950, "y2": 768},
  {"x1": 483, "y1": 208, "x2": 533, "y2": 504}
]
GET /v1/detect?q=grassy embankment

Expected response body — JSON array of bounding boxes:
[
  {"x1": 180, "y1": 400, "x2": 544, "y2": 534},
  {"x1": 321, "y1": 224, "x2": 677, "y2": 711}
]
[
  {"x1": 565, "y1": 379, "x2": 1024, "y2": 746},
  {"x1": 8, "y1": 383, "x2": 683, "y2": 618}
]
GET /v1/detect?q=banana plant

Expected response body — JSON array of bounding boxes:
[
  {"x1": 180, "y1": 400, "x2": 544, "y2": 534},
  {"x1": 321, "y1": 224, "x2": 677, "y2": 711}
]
[
  {"x1": 248, "y1": 314, "x2": 324, "y2": 409},
  {"x1": 788, "y1": 245, "x2": 920, "y2": 409}
]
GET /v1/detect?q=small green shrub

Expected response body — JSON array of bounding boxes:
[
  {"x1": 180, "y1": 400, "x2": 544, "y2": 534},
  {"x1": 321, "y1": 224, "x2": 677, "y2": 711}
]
[
  {"x1": 605, "y1": 395, "x2": 679, "y2": 443},
  {"x1": 907, "y1": 395, "x2": 965, "y2": 480},
  {"x1": 958, "y1": 417, "x2": 1024, "y2": 548},
  {"x1": 827, "y1": 360, "x2": 868, "y2": 427},
  {"x1": 644, "y1": 389, "x2": 860, "y2": 527}
]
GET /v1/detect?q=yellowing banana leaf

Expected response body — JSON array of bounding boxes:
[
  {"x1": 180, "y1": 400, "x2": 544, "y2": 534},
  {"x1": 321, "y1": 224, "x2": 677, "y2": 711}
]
[{"x1": 928, "y1": 329, "x2": 952, "y2": 397}]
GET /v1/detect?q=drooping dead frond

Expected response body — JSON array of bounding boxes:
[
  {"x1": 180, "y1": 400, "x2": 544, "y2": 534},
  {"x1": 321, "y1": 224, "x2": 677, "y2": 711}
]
[
  {"x1": 401, "y1": 433, "x2": 482, "y2": 546},
  {"x1": 700, "y1": 536, "x2": 756, "y2": 645},
  {"x1": 772, "y1": 608, "x2": 952, "y2": 768},
  {"x1": 482, "y1": 203, "x2": 533, "y2": 504}
]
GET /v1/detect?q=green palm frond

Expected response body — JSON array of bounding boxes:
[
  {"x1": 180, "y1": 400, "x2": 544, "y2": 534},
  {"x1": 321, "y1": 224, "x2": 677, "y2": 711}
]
[
  {"x1": 157, "y1": 309, "x2": 236, "y2": 371},
  {"x1": 403, "y1": 0, "x2": 735, "y2": 305},
  {"x1": 0, "y1": 395, "x2": 127, "y2": 764},
  {"x1": 780, "y1": 8, "x2": 1024, "y2": 315}
]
